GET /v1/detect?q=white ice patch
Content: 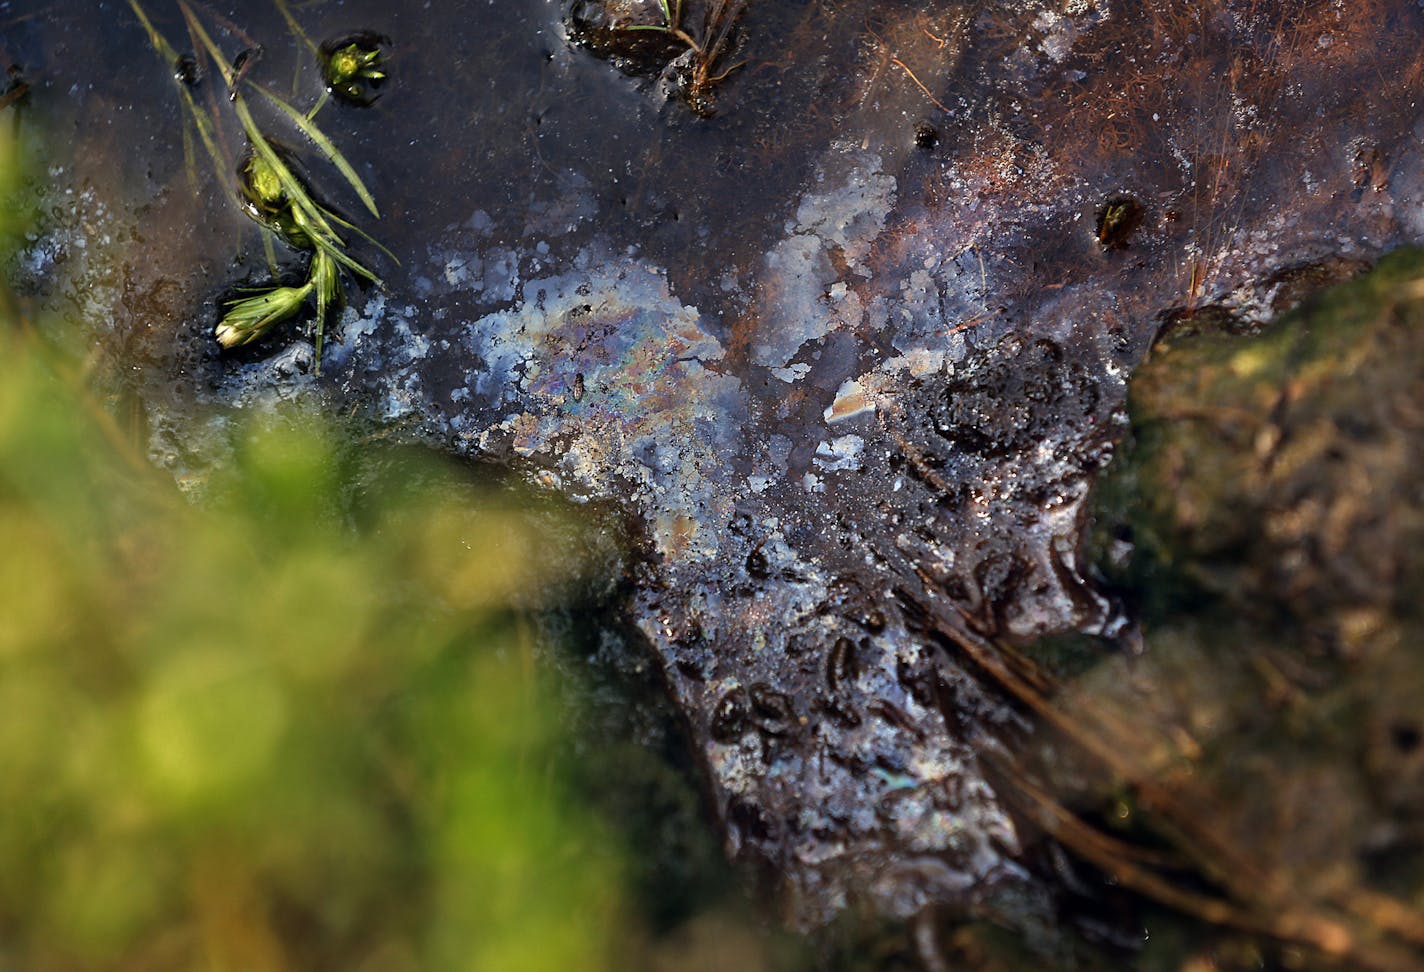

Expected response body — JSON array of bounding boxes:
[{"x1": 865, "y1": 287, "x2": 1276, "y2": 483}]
[
  {"x1": 772, "y1": 363, "x2": 813, "y2": 383},
  {"x1": 813, "y1": 435, "x2": 865, "y2": 472},
  {"x1": 754, "y1": 145, "x2": 896, "y2": 368}
]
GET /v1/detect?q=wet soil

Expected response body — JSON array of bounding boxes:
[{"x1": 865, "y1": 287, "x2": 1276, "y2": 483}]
[
  {"x1": 8, "y1": 0, "x2": 1424, "y2": 966},
  {"x1": 1056, "y1": 250, "x2": 1424, "y2": 972}
]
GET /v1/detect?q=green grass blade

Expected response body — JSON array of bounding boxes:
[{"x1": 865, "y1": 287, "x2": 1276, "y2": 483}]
[
  {"x1": 287, "y1": 199, "x2": 346, "y2": 253},
  {"x1": 129, "y1": 0, "x2": 228, "y2": 180},
  {"x1": 129, "y1": 0, "x2": 180, "y2": 61},
  {"x1": 317, "y1": 235, "x2": 381, "y2": 286},
  {"x1": 249, "y1": 82, "x2": 380, "y2": 218},
  {"x1": 311, "y1": 249, "x2": 340, "y2": 375},
  {"x1": 178, "y1": 1, "x2": 235, "y2": 88},
  {"x1": 232, "y1": 95, "x2": 338, "y2": 240},
  {"x1": 326, "y1": 210, "x2": 400, "y2": 265},
  {"x1": 306, "y1": 89, "x2": 330, "y2": 121},
  {"x1": 180, "y1": 111, "x2": 197, "y2": 190},
  {"x1": 178, "y1": 86, "x2": 228, "y2": 182},
  {"x1": 261, "y1": 230, "x2": 278, "y2": 277},
  {"x1": 272, "y1": 0, "x2": 318, "y2": 57}
]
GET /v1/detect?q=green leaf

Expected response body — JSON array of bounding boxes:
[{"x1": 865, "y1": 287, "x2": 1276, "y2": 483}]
[
  {"x1": 250, "y1": 82, "x2": 381, "y2": 218},
  {"x1": 327, "y1": 209, "x2": 400, "y2": 265},
  {"x1": 311, "y1": 249, "x2": 339, "y2": 374},
  {"x1": 233, "y1": 96, "x2": 339, "y2": 240}
]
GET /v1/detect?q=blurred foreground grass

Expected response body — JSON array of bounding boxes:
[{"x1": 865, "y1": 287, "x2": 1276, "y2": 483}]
[
  {"x1": 0, "y1": 110, "x2": 627, "y2": 967},
  {"x1": 0, "y1": 312, "x2": 630, "y2": 970}
]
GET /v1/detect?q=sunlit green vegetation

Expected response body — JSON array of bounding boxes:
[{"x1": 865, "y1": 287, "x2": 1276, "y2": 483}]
[{"x1": 0, "y1": 320, "x2": 636, "y2": 971}]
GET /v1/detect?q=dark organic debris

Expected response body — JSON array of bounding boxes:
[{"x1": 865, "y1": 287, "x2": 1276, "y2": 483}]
[
  {"x1": 1024, "y1": 250, "x2": 1424, "y2": 971},
  {"x1": 1094, "y1": 195, "x2": 1143, "y2": 250},
  {"x1": 172, "y1": 52, "x2": 200, "y2": 87},
  {"x1": 567, "y1": 0, "x2": 747, "y2": 115}
]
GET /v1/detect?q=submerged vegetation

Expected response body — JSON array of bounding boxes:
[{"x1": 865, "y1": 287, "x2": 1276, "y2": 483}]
[
  {"x1": 11, "y1": 1, "x2": 1424, "y2": 968},
  {"x1": 129, "y1": 0, "x2": 387, "y2": 372},
  {"x1": 320, "y1": 32, "x2": 390, "y2": 106},
  {"x1": 629, "y1": 0, "x2": 747, "y2": 115},
  {"x1": 568, "y1": 0, "x2": 747, "y2": 116},
  {"x1": 0, "y1": 123, "x2": 620, "y2": 965}
]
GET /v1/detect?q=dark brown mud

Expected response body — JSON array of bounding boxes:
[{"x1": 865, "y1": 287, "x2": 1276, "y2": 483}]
[
  {"x1": 1050, "y1": 249, "x2": 1424, "y2": 972},
  {"x1": 9, "y1": 0, "x2": 1424, "y2": 966}
]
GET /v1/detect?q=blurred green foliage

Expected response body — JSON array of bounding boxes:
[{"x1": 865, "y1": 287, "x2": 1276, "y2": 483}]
[
  {"x1": 0, "y1": 115, "x2": 631, "y2": 968},
  {"x1": 0, "y1": 330, "x2": 633, "y2": 971},
  {"x1": 0, "y1": 317, "x2": 628, "y2": 971}
]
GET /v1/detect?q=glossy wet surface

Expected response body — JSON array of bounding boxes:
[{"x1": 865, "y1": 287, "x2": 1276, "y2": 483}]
[{"x1": 10, "y1": 0, "x2": 1424, "y2": 939}]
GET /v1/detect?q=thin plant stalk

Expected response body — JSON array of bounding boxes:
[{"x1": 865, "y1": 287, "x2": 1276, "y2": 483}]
[
  {"x1": 248, "y1": 82, "x2": 379, "y2": 217},
  {"x1": 129, "y1": 0, "x2": 229, "y2": 181},
  {"x1": 132, "y1": 0, "x2": 388, "y2": 374}
]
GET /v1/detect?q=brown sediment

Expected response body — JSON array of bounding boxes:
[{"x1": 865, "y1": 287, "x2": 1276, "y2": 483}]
[{"x1": 566, "y1": 0, "x2": 748, "y2": 115}]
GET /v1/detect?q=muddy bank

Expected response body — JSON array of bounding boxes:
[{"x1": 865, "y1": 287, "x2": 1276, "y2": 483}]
[{"x1": 1029, "y1": 249, "x2": 1424, "y2": 972}]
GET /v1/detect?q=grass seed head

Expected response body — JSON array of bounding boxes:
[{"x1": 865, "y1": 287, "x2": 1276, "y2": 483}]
[
  {"x1": 320, "y1": 33, "x2": 390, "y2": 105},
  {"x1": 215, "y1": 281, "x2": 315, "y2": 348}
]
